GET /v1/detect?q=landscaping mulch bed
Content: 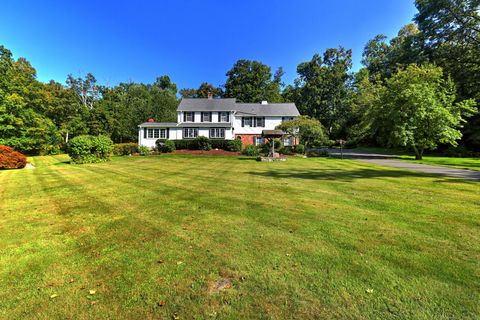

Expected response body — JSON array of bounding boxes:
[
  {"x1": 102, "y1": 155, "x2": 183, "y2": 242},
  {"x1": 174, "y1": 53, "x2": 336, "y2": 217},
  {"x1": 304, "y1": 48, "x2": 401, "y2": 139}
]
[{"x1": 173, "y1": 149, "x2": 241, "y2": 156}]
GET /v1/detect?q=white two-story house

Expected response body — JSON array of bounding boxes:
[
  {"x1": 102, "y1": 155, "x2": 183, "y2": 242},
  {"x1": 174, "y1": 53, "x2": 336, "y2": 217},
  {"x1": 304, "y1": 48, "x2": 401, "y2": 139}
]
[{"x1": 138, "y1": 96, "x2": 300, "y2": 148}]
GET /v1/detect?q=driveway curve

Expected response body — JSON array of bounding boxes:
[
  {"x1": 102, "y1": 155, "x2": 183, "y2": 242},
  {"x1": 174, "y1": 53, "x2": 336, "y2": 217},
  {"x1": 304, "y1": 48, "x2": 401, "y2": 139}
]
[{"x1": 327, "y1": 149, "x2": 480, "y2": 181}]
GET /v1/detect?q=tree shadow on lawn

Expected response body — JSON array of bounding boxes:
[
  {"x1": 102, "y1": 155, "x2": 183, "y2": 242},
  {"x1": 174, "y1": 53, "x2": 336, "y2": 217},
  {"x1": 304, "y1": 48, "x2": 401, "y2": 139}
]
[{"x1": 246, "y1": 167, "x2": 476, "y2": 184}]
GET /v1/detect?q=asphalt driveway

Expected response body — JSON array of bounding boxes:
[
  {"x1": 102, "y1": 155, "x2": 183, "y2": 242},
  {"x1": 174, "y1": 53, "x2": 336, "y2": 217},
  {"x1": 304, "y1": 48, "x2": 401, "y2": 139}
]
[{"x1": 327, "y1": 149, "x2": 480, "y2": 181}]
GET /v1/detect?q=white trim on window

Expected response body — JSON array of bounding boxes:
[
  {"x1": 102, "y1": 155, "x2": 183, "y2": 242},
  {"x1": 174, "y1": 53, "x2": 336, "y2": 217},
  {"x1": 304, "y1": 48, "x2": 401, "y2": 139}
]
[
  {"x1": 184, "y1": 112, "x2": 194, "y2": 122},
  {"x1": 210, "y1": 128, "x2": 225, "y2": 139},
  {"x1": 159, "y1": 128, "x2": 166, "y2": 139},
  {"x1": 254, "y1": 136, "x2": 264, "y2": 146},
  {"x1": 183, "y1": 127, "x2": 198, "y2": 138}
]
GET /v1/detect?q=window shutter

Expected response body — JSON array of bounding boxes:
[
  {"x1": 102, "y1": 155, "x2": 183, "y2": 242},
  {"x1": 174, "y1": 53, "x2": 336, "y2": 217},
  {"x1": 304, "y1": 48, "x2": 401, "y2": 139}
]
[
  {"x1": 167, "y1": 128, "x2": 170, "y2": 139},
  {"x1": 241, "y1": 117, "x2": 244, "y2": 127},
  {"x1": 209, "y1": 112, "x2": 212, "y2": 122},
  {"x1": 183, "y1": 113, "x2": 186, "y2": 122},
  {"x1": 227, "y1": 112, "x2": 230, "y2": 122},
  {"x1": 143, "y1": 128, "x2": 147, "y2": 138},
  {"x1": 201, "y1": 112, "x2": 204, "y2": 122},
  {"x1": 218, "y1": 113, "x2": 221, "y2": 122}
]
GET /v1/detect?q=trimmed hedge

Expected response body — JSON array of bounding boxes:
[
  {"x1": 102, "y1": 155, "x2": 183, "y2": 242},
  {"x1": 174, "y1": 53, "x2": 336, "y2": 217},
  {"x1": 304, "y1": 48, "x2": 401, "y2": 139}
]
[
  {"x1": 0, "y1": 145, "x2": 27, "y2": 169},
  {"x1": 68, "y1": 135, "x2": 113, "y2": 164},
  {"x1": 210, "y1": 139, "x2": 229, "y2": 150},
  {"x1": 113, "y1": 143, "x2": 138, "y2": 156},
  {"x1": 171, "y1": 138, "x2": 242, "y2": 152}
]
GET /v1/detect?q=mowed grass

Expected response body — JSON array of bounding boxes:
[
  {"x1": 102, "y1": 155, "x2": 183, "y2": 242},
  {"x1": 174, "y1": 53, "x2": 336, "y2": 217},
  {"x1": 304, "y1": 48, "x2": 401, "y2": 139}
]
[{"x1": 1, "y1": 154, "x2": 479, "y2": 319}]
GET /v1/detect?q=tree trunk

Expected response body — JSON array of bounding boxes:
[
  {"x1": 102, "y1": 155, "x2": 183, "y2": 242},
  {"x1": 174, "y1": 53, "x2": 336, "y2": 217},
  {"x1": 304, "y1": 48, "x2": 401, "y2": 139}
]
[{"x1": 412, "y1": 145, "x2": 423, "y2": 160}]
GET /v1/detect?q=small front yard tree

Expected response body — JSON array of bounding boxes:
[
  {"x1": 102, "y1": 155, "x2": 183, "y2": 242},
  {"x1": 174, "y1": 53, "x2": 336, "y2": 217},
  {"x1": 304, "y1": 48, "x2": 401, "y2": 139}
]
[
  {"x1": 371, "y1": 64, "x2": 477, "y2": 160},
  {"x1": 276, "y1": 116, "x2": 326, "y2": 151}
]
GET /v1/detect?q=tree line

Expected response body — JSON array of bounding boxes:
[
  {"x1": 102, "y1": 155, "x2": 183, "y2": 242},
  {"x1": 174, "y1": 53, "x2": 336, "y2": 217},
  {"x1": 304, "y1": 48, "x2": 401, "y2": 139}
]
[{"x1": 0, "y1": 0, "x2": 478, "y2": 157}]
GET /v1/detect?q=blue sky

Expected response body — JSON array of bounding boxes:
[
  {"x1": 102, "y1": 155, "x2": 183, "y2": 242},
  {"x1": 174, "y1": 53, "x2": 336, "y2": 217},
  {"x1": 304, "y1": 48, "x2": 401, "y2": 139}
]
[{"x1": 0, "y1": 1, "x2": 417, "y2": 90}]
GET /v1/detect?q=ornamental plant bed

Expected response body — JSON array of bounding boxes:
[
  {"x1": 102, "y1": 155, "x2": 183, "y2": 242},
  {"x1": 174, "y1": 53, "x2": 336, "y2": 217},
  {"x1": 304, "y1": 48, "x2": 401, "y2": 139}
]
[{"x1": 173, "y1": 149, "x2": 241, "y2": 156}]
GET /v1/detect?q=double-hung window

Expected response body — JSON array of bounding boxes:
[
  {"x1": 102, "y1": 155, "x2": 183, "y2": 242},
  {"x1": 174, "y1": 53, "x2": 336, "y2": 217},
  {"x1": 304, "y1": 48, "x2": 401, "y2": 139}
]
[
  {"x1": 202, "y1": 112, "x2": 212, "y2": 122},
  {"x1": 147, "y1": 128, "x2": 160, "y2": 139},
  {"x1": 210, "y1": 128, "x2": 225, "y2": 139},
  {"x1": 159, "y1": 129, "x2": 166, "y2": 139},
  {"x1": 183, "y1": 128, "x2": 198, "y2": 138},
  {"x1": 282, "y1": 116, "x2": 294, "y2": 123},
  {"x1": 184, "y1": 112, "x2": 194, "y2": 122},
  {"x1": 242, "y1": 117, "x2": 252, "y2": 127},
  {"x1": 254, "y1": 136, "x2": 264, "y2": 146},
  {"x1": 219, "y1": 112, "x2": 229, "y2": 122},
  {"x1": 254, "y1": 117, "x2": 265, "y2": 127}
]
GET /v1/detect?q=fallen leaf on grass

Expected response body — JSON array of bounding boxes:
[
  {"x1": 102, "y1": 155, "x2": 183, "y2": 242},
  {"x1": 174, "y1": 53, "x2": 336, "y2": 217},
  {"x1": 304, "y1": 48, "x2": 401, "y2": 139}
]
[
  {"x1": 177, "y1": 261, "x2": 183, "y2": 265},
  {"x1": 50, "y1": 294, "x2": 58, "y2": 299},
  {"x1": 89, "y1": 290, "x2": 96, "y2": 295},
  {"x1": 157, "y1": 300, "x2": 166, "y2": 307},
  {"x1": 366, "y1": 288, "x2": 374, "y2": 294}
]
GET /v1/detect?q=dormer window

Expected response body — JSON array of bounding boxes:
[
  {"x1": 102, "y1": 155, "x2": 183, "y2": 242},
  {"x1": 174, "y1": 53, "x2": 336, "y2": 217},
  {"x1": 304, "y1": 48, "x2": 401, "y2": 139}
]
[{"x1": 184, "y1": 112, "x2": 194, "y2": 122}]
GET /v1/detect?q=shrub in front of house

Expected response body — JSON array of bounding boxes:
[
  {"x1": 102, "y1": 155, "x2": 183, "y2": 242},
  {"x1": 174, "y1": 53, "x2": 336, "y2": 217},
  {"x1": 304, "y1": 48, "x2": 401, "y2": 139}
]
[
  {"x1": 226, "y1": 139, "x2": 242, "y2": 152},
  {"x1": 210, "y1": 139, "x2": 229, "y2": 150},
  {"x1": 138, "y1": 145, "x2": 151, "y2": 156},
  {"x1": 294, "y1": 144, "x2": 305, "y2": 154},
  {"x1": 157, "y1": 139, "x2": 176, "y2": 153},
  {"x1": 172, "y1": 140, "x2": 191, "y2": 150},
  {"x1": 279, "y1": 146, "x2": 294, "y2": 155},
  {"x1": 113, "y1": 143, "x2": 138, "y2": 156},
  {"x1": 242, "y1": 144, "x2": 260, "y2": 156},
  {"x1": 0, "y1": 145, "x2": 27, "y2": 169},
  {"x1": 193, "y1": 136, "x2": 211, "y2": 150},
  {"x1": 68, "y1": 135, "x2": 113, "y2": 164}
]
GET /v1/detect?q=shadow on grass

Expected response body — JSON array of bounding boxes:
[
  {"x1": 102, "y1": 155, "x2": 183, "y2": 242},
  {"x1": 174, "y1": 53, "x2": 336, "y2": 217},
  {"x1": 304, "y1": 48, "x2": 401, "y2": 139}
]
[{"x1": 246, "y1": 168, "x2": 475, "y2": 183}]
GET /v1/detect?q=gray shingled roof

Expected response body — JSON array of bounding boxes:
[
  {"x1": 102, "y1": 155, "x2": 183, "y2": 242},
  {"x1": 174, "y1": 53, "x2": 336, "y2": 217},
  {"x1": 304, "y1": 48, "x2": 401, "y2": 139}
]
[
  {"x1": 235, "y1": 103, "x2": 299, "y2": 116},
  {"x1": 177, "y1": 98, "x2": 299, "y2": 116},
  {"x1": 138, "y1": 122, "x2": 178, "y2": 127},
  {"x1": 138, "y1": 122, "x2": 232, "y2": 128},
  {"x1": 178, "y1": 123, "x2": 232, "y2": 128},
  {"x1": 177, "y1": 98, "x2": 237, "y2": 111}
]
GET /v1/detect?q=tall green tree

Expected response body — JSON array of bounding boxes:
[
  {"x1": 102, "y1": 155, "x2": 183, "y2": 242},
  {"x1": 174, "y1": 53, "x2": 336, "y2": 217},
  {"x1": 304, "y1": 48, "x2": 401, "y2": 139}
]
[
  {"x1": 276, "y1": 116, "x2": 326, "y2": 150},
  {"x1": 415, "y1": 0, "x2": 480, "y2": 149},
  {"x1": 179, "y1": 82, "x2": 223, "y2": 98},
  {"x1": 0, "y1": 46, "x2": 61, "y2": 154},
  {"x1": 366, "y1": 64, "x2": 476, "y2": 159},
  {"x1": 292, "y1": 47, "x2": 352, "y2": 138},
  {"x1": 224, "y1": 60, "x2": 284, "y2": 103}
]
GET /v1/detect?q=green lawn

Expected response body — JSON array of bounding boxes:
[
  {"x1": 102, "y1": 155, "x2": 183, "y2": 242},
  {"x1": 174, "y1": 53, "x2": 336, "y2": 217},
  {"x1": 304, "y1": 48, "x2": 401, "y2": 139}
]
[{"x1": 1, "y1": 155, "x2": 479, "y2": 319}]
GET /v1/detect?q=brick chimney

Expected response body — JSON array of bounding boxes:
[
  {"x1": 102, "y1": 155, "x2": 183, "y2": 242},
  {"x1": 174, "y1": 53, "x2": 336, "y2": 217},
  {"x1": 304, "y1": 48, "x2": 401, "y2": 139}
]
[
  {"x1": 147, "y1": 118, "x2": 155, "y2": 122},
  {"x1": 207, "y1": 92, "x2": 213, "y2": 99}
]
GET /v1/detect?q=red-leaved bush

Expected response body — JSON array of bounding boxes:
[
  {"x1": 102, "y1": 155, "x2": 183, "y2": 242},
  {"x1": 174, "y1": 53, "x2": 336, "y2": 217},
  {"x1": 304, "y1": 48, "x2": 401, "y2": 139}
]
[{"x1": 0, "y1": 145, "x2": 27, "y2": 169}]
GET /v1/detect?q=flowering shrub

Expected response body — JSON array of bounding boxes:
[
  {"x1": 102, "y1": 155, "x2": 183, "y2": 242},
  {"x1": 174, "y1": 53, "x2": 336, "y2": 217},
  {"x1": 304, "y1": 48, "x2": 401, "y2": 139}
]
[{"x1": 0, "y1": 145, "x2": 27, "y2": 169}]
